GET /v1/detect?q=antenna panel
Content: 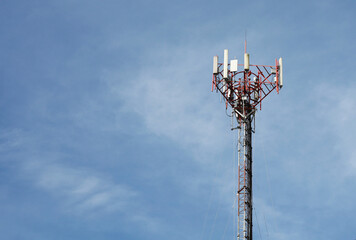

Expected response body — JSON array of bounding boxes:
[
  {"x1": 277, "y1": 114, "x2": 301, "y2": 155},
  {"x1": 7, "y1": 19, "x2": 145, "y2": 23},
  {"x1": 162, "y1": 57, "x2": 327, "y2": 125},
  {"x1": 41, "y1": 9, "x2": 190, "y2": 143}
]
[
  {"x1": 213, "y1": 56, "x2": 219, "y2": 74},
  {"x1": 230, "y1": 59, "x2": 238, "y2": 72},
  {"x1": 223, "y1": 49, "x2": 229, "y2": 78},
  {"x1": 279, "y1": 57, "x2": 283, "y2": 88}
]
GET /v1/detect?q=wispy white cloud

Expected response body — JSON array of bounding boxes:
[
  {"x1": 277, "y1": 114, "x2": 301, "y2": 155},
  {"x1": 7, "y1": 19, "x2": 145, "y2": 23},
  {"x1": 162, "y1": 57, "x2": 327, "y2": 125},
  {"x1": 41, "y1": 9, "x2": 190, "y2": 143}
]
[
  {"x1": 0, "y1": 129, "x2": 164, "y2": 232},
  {"x1": 315, "y1": 83, "x2": 356, "y2": 176},
  {"x1": 28, "y1": 159, "x2": 168, "y2": 233},
  {"x1": 109, "y1": 44, "x2": 234, "y2": 162},
  {"x1": 24, "y1": 161, "x2": 135, "y2": 214},
  {"x1": 0, "y1": 128, "x2": 24, "y2": 152},
  {"x1": 251, "y1": 81, "x2": 356, "y2": 239}
]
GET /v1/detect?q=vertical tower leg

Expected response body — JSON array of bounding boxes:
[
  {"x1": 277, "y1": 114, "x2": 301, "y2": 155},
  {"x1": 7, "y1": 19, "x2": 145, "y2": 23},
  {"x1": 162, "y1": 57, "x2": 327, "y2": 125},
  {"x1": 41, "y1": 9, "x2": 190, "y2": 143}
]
[{"x1": 237, "y1": 116, "x2": 253, "y2": 240}]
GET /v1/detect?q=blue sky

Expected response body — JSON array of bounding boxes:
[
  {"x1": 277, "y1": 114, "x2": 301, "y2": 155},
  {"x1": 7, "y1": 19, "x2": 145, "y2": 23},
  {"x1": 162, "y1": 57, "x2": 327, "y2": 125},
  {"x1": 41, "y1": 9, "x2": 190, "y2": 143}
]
[{"x1": 0, "y1": 0, "x2": 355, "y2": 239}]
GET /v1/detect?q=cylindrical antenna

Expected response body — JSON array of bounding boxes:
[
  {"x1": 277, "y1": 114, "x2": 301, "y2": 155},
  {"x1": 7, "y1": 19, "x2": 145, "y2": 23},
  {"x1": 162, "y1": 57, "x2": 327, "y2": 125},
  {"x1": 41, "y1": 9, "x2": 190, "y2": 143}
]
[
  {"x1": 279, "y1": 57, "x2": 283, "y2": 88},
  {"x1": 244, "y1": 53, "x2": 250, "y2": 71},
  {"x1": 224, "y1": 49, "x2": 229, "y2": 79},
  {"x1": 213, "y1": 56, "x2": 219, "y2": 74}
]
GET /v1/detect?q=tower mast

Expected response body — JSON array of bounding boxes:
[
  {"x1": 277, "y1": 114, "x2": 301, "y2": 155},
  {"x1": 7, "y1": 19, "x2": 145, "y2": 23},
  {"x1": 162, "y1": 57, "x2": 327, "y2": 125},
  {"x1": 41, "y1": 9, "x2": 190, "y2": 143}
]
[{"x1": 212, "y1": 48, "x2": 283, "y2": 240}]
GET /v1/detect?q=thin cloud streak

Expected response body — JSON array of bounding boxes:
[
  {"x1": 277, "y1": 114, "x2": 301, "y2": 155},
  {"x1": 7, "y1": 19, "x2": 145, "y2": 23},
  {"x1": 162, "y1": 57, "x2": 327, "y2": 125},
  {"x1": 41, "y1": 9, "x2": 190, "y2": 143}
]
[
  {"x1": 25, "y1": 161, "x2": 135, "y2": 213},
  {"x1": 112, "y1": 44, "x2": 232, "y2": 161},
  {"x1": 0, "y1": 129, "x2": 164, "y2": 233}
]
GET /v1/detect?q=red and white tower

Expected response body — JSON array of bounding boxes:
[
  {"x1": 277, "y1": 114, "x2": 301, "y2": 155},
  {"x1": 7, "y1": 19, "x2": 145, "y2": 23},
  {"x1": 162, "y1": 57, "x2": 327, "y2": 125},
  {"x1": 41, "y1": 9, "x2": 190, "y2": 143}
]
[{"x1": 212, "y1": 46, "x2": 283, "y2": 240}]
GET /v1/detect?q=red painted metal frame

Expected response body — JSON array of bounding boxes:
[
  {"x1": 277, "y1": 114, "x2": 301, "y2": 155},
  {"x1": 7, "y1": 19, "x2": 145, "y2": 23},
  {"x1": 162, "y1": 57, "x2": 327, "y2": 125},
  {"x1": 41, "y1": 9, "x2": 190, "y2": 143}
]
[
  {"x1": 212, "y1": 61, "x2": 280, "y2": 118},
  {"x1": 212, "y1": 58, "x2": 281, "y2": 240}
]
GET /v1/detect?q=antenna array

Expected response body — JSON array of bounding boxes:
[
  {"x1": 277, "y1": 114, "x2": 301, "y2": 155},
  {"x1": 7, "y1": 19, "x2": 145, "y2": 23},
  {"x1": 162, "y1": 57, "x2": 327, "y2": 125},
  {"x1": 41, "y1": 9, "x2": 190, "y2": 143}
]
[{"x1": 212, "y1": 48, "x2": 283, "y2": 240}]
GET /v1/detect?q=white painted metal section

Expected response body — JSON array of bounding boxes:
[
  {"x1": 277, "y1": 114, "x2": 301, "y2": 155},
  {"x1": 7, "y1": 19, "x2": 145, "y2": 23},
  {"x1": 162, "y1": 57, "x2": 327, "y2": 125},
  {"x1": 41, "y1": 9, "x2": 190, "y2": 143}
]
[
  {"x1": 224, "y1": 49, "x2": 229, "y2": 78},
  {"x1": 230, "y1": 59, "x2": 238, "y2": 72},
  {"x1": 279, "y1": 57, "x2": 283, "y2": 88},
  {"x1": 213, "y1": 56, "x2": 219, "y2": 74},
  {"x1": 244, "y1": 53, "x2": 250, "y2": 71}
]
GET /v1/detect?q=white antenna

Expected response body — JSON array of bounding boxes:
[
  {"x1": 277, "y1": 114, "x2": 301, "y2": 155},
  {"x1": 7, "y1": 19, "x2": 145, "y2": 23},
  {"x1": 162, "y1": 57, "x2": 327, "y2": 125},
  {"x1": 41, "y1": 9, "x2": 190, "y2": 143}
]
[
  {"x1": 230, "y1": 59, "x2": 238, "y2": 72},
  {"x1": 279, "y1": 57, "x2": 283, "y2": 88},
  {"x1": 213, "y1": 56, "x2": 219, "y2": 74},
  {"x1": 223, "y1": 49, "x2": 229, "y2": 79},
  {"x1": 244, "y1": 53, "x2": 250, "y2": 71}
]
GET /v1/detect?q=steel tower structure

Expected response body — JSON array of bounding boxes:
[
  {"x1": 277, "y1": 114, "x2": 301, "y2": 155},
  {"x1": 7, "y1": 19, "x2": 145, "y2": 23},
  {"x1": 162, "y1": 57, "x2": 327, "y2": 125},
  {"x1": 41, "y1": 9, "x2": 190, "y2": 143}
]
[{"x1": 212, "y1": 47, "x2": 283, "y2": 240}]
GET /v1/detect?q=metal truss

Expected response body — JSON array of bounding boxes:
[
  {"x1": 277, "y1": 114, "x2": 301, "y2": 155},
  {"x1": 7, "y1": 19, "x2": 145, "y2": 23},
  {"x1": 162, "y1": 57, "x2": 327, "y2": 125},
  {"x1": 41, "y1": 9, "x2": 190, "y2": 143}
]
[
  {"x1": 237, "y1": 116, "x2": 253, "y2": 240},
  {"x1": 212, "y1": 55, "x2": 282, "y2": 240}
]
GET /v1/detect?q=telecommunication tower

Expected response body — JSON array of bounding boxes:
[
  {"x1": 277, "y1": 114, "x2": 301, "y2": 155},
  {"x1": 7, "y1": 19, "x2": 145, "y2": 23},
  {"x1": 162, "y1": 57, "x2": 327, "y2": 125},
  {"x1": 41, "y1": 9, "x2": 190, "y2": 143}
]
[{"x1": 211, "y1": 45, "x2": 283, "y2": 240}]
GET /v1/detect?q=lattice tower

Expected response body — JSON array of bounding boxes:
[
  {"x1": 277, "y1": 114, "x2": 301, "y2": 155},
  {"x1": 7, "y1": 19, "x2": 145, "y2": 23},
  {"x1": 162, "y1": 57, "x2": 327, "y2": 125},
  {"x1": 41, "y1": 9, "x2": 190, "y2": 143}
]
[{"x1": 212, "y1": 48, "x2": 283, "y2": 240}]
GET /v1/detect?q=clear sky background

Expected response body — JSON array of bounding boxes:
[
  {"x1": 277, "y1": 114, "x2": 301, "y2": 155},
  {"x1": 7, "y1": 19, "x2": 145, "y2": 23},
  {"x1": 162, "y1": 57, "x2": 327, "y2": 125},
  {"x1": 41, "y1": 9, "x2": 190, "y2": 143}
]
[{"x1": 0, "y1": 0, "x2": 355, "y2": 239}]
